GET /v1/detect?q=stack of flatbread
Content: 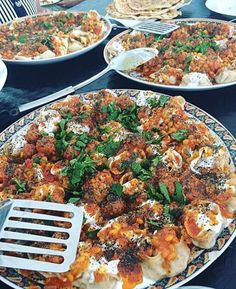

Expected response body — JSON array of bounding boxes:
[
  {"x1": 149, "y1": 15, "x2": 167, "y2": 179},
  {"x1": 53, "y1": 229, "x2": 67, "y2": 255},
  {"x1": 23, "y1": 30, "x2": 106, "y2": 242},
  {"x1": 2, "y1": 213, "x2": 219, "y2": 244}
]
[{"x1": 106, "y1": 0, "x2": 186, "y2": 20}]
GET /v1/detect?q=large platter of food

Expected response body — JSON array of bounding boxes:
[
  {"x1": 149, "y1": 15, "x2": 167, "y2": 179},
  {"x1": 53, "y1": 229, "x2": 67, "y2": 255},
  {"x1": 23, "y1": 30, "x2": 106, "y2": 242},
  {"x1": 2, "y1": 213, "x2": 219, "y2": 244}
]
[
  {"x1": 0, "y1": 89, "x2": 235, "y2": 289},
  {"x1": 104, "y1": 19, "x2": 236, "y2": 90},
  {"x1": 0, "y1": 10, "x2": 111, "y2": 65}
]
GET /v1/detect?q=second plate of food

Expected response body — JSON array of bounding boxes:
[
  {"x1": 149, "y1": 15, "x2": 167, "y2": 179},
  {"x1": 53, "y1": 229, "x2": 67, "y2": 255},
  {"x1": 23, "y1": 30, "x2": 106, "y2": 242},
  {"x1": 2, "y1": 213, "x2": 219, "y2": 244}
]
[
  {"x1": 0, "y1": 10, "x2": 111, "y2": 65},
  {"x1": 104, "y1": 18, "x2": 236, "y2": 90}
]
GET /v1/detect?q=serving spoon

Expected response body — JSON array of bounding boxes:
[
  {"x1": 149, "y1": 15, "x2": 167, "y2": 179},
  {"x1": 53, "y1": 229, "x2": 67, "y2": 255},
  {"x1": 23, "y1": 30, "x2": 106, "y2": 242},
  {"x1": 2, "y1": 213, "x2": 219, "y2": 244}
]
[{"x1": 18, "y1": 47, "x2": 158, "y2": 112}]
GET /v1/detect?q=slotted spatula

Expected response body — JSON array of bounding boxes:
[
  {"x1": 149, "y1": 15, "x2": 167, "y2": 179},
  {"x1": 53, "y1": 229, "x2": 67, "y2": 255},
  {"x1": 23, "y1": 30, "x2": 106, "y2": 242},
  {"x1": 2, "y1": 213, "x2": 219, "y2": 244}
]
[{"x1": 0, "y1": 199, "x2": 83, "y2": 272}]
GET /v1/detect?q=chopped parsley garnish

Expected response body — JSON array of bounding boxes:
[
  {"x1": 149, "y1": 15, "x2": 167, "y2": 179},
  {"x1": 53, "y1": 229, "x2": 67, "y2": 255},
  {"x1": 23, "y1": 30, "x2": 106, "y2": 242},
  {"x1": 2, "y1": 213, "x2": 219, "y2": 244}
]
[
  {"x1": 159, "y1": 182, "x2": 171, "y2": 203},
  {"x1": 61, "y1": 151, "x2": 95, "y2": 190},
  {"x1": 86, "y1": 229, "x2": 100, "y2": 239},
  {"x1": 102, "y1": 102, "x2": 140, "y2": 132},
  {"x1": 41, "y1": 35, "x2": 54, "y2": 50},
  {"x1": 42, "y1": 22, "x2": 53, "y2": 30},
  {"x1": 110, "y1": 183, "x2": 123, "y2": 197},
  {"x1": 96, "y1": 136, "x2": 121, "y2": 158},
  {"x1": 171, "y1": 129, "x2": 188, "y2": 142},
  {"x1": 46, "y1": 193, "x2": 52, "y2": 202},
  {"x1": 159, "y1": 45, "x2": 169, "y2": 54},
  {"x1": 152, "y1": 155, "x2": 162, "y2": 166},
  {"x1": 55, "y1": 113, "x2": 73, "y2": 155},
  {"x1": 12, "y1": 179, "x2": 26, "y2": 194},
  {"x1": 147, "y1": 95, "x2": 169, "y2": 108},
  {"x1": 74, "y1": 134, "x2": 91, "y2": 151},
  {"x1": 131, "y1": 162, "x2": 152, "y2": 181},
  {"x1": 33, "y1": 156, "x2": 40, "y2": 164},
  {"x1": 147, "y1": 184, "x2": 164, "y2": 201},
  {"x1": 147, "y1": 219, "x2": 163, "y2": 229},
  {"x1": 184, "y1": 55, "x2": 193, "y2": 73},
  {"x1": 154, "y1": 35, "x2": 166, "y2": 42},
  {"x1": 68, "y1": 191, "x2": 83, "y2": 204},
  {"x1": 173, "y1": 181, "x2": 186, "y2": 206},
  {"x1": 18, "y1": 35, "x2": 27, "y2": 44}
]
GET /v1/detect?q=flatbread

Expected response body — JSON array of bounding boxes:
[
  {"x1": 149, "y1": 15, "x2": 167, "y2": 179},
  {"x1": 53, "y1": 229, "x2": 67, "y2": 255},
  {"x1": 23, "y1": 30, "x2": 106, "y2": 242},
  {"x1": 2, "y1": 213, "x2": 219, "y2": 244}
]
[
  {"x1": 106, "y1": 2, "x2": 181, "y2": 20},
  {"x1": 127, "y1": 0, "x2": 182, "y2": 10},
  {"x1": 114, "y1": 0, "x2": 183, "y2": 15}
]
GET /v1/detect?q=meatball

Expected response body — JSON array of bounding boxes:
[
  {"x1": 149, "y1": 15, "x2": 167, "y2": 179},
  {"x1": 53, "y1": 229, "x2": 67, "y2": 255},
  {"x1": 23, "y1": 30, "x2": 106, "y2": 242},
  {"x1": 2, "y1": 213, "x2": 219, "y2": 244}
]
[
  {"x1": 82, "y1": 170, "x2": 113, "y2": 203},
  {"x1": 36, "y1": 136, "x2": 57, "y2": 159},
  {"x1": 100, "y1": 194, "x2": 126, "y2": 218}
]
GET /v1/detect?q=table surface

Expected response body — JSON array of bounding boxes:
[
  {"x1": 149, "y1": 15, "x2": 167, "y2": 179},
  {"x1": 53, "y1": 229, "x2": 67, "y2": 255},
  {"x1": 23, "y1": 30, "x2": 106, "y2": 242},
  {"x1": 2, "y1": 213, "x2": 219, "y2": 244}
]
[{"x1": 1, "y1": 0, "x2": 236, "y2": 289}]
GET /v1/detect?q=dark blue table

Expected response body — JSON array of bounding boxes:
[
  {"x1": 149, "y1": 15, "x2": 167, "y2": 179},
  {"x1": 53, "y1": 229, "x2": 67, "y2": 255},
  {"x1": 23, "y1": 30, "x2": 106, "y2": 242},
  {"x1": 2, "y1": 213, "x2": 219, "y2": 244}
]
[{"x1": 0, "y1": 0, "x2": 236, "y2": 288}]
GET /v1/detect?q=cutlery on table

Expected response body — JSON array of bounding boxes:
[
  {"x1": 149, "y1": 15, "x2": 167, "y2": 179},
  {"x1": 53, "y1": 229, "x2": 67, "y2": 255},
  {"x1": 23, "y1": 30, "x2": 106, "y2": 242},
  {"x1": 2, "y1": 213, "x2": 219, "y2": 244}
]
[{"x1": 18, "y1": 47, "x2": 158, "y2": 112}]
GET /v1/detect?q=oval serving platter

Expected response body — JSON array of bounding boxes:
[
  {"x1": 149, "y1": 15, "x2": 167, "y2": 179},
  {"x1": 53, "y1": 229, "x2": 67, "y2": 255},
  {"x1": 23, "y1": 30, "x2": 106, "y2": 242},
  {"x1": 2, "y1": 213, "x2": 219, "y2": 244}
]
[
  {"x1": 0, "y1": 89, "x2": 236, "y2": 289},
  {"x1": 104, "y1": 18, "x2": 236, "y2": 91},
  {"x1": 0, "y1": 11, "x2": 112, "y2": 65}
]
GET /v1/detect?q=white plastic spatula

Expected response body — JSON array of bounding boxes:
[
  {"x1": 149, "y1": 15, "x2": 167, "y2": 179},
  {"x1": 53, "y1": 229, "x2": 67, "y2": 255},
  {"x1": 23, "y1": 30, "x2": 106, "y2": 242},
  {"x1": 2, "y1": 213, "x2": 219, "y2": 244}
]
[{"x1": 0, "y1": 199, "x2": 83, "y2": 272}]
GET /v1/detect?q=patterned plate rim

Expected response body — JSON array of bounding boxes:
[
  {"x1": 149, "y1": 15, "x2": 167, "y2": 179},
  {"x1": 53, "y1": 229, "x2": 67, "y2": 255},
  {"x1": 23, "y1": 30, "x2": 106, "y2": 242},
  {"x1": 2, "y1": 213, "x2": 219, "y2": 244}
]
[{"x1": 0, "y1": 88, "x2": 235, "y2": 289}]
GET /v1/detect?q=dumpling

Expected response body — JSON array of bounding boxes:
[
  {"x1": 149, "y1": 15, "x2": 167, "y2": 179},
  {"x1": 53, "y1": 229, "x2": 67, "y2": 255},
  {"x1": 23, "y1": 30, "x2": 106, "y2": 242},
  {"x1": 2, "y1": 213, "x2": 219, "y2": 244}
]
[
  {"x1": 142, "y1": 227, "x2": 190, "y2": 280},
  {"x1": 184, "y1": 200, "x2": 225, "y2": 249},
  {"x1": 190, "y1": 146, "x2": 233, "y2": 176},
  {"x1": 180, "y1": 72, "x2": 212, "y2": 87},
  {"x1": 215, "y1": 69, "x2": 236, "y2": 84},
  {"x1": 141, "y1": 253, "x2": 167, "y2": 281},
  {"x1": 75, "y1": 258, "x2": 120, "y2": 289}
]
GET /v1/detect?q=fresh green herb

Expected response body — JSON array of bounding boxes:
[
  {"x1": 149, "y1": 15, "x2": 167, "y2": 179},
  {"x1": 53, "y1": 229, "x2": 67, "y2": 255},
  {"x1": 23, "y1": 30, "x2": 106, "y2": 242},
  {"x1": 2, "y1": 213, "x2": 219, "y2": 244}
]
[
  {"x1": 131, "y1": 162, "x2": 152, "y2": 181},
  {"x1": 42, "y1": 22, "x2": 53, "y2": 30},
  {"x1": 68, "y1": 191, "x2": 83, "y2": 204},
  {"x1": 184, "y1": 55, "x2": 193, "y2": 73},
  {"x1": 102, "y1": 102, "x2": 140, "y2": 132},
  {"x1": 173, "y1": 181, "x2": 186, "y2": 206},
  {"x1": 41, "y1": 35, "x2": 54, "y2": 50},
  {"x1": 194, "y1": 41, "x2": 209, "y2": 54},
  {"x1": 41, "y1": 132, "x2": 49, "y2": 137},
  {"x1": 154, "y1": 35, "x2": 166, "y2": 42},
  {"x1": 74, "y1": 134, "x2": 91, "y2": 151},
  {"x1": 163, "y1": 204, "x2": 171, "y2": 217},
  {"x1": 61, "y1": 151, "x2": 95, "y2": 190},
  {"x1": 66, "y1": 12, "x2": 73, "y2": 18},
  {"x1": 147, "y1": 184, "x2": 164, "y2": 201},
  {"x1": 18, "y1": 35, "x2": 27, "y2": 44},
  {"x1": 55, "y1": 113, "x2": 73, "y2": 155},
  {"x1": 102, "y1": 102, "x2": 121, "y2": 121},
  {"x1": 147, "y1": 219, "x2": 163, "y2": 229},
  {"x1": 110, "y1": 183, "x2": 123, "y2": 197},
  {"x1": 119, "y1": 160, "x2": 130, "y2": 171},
  {"x1": 99, "y1": 126, "x2": 111, "y2": 134},
  {"x1": 68, "y1": 197, "x2": 81, "y2": 204},
  {"x1": 86, "y1": 229, "x2": 100, "y2": 239},
  {"x1": 142, "y1": 130, "x2": 162, "y2": 145},
  {"x1": 171, "y1": 129, "x2": 188, "y2": 142},
  {"x1": 159, "y1": 95, "x2": 170, "y2": 107},
  {"x1": 33, "y1": 156, "x2": 40, "y2": 164},
  {"x1": 159, "y1": 182, "x2": 170, "y2": 203},
  {"x1": 96, "y1": 137, "x2": 121, "y2": 158},
  {"x1": 46, "y1": 193, "x2": 52, "y2": 202},
  {"x1": 147, "y1": 95, "x2": 169, "y2": 108},
  {"x1": 118, "y1": 104, "x2": 140, "y2": 132},
  {"x1": 147, "y1": 97, "x2": 159, "y2": 108},
  {"x1": 12, "y1": 179, "x2": 26, "y2": 194},
  {"x1": 152, "y1": 155, "x2": 162, "y2": 166},
  {"x1": 159, "y1": 45, "x2": 169, "y2": 54}
]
